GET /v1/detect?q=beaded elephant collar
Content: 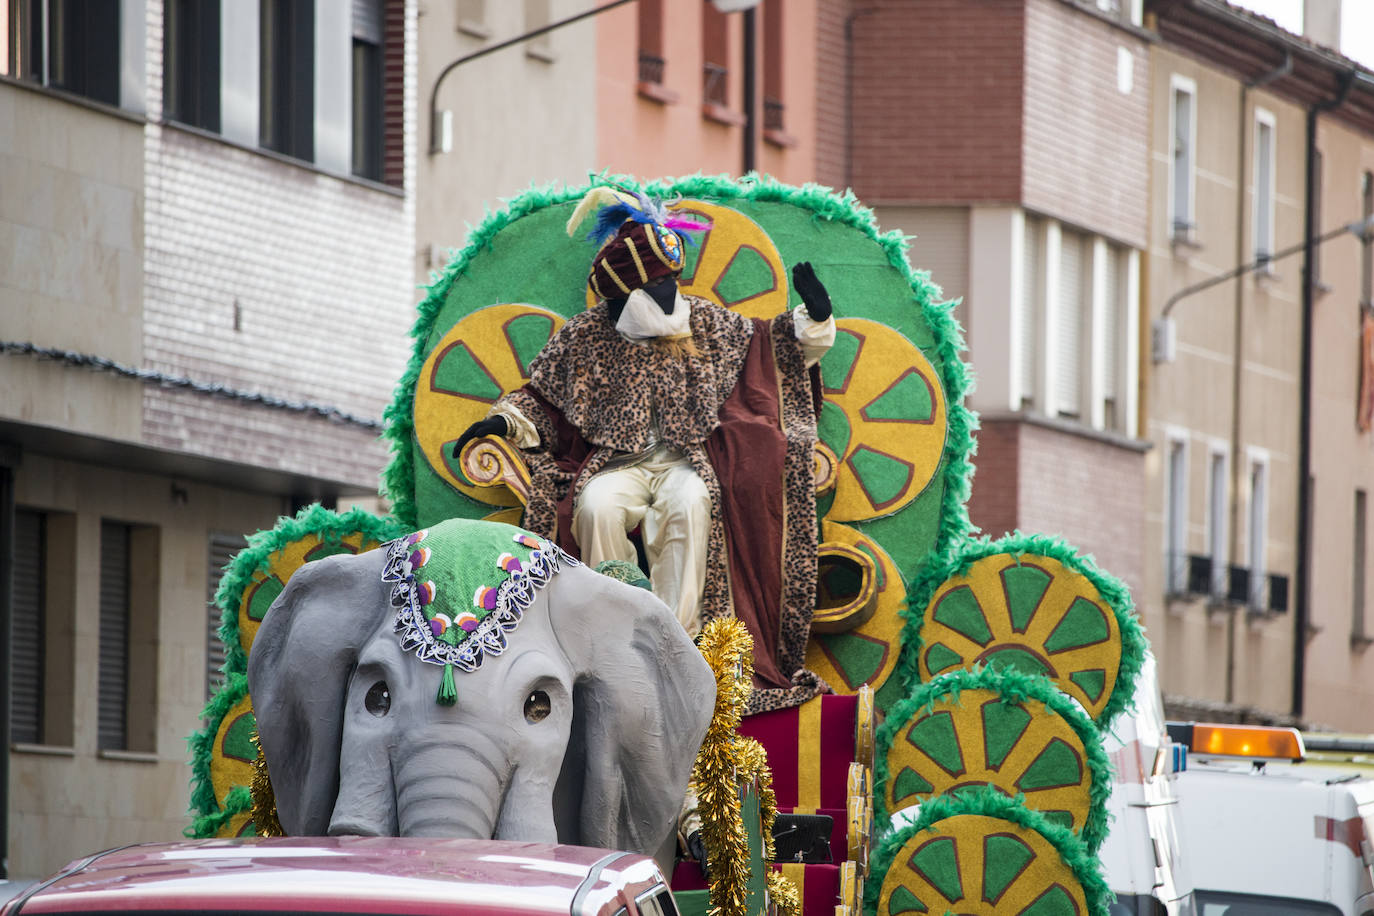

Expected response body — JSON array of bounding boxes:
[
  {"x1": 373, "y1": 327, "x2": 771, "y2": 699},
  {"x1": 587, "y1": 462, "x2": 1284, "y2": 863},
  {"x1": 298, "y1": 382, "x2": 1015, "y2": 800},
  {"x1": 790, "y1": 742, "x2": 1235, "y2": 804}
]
[{"x1": 381, "y1": 518, "x2": 577, "y2": 705}]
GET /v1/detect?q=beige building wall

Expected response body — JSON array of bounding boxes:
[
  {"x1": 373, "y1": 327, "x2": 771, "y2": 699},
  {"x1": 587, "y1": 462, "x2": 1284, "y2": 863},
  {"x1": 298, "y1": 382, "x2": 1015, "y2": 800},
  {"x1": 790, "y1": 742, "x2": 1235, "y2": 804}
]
[
  {"x1": 0, "y1": 84, "x2": 146, "y2": 443},
  {"x1": 417, "y1": 0, "x2": 599, "y2": 285},
  {"x1": 9, "y1": 457, "x2": 284, "y2": 877},
  {"x1": 1304, "y1": 116, "x2": 1374, "y2": 730},
  {"x1": 1143, "y1": 46, "x2": 1304, "y2": 718}
]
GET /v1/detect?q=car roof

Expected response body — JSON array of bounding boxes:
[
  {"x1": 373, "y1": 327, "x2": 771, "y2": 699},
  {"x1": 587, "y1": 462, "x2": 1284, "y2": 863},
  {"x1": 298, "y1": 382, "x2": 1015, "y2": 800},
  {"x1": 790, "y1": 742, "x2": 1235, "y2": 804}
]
[{"x1": 6, "y1": 837, "x2": 664, "y2": 916}]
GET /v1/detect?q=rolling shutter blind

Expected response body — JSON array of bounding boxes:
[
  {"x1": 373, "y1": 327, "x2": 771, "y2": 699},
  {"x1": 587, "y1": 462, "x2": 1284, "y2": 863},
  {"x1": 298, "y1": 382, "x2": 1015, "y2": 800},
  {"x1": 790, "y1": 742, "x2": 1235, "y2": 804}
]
[
  {"x1": 1056, "y1": 230, "x2": 1085, "y2": 416},
  {"x1": 12, "y1": 509, "x2": 45, "y2": 745},
  {"x1": 1021, "y1": 217, "x2": 1042, "y2": 405},
  {"x1": 206, "y1": 532, "x2": 244, "y2": 701},
  {"x1": 98, "y1": 520, "x2": 131, "y2": 751},
  {"x1": 1102, "y1": 245, "x2": 1120, "y2": 402}
]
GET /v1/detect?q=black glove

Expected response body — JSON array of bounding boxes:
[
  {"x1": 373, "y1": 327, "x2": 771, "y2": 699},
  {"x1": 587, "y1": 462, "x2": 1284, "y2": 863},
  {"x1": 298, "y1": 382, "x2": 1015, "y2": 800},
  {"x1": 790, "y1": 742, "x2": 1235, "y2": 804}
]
[
  {"x1": 453, "y1": 416, "x2": 509, "y2": 457},
  {"x1": 792, "y1": 261, "x2": 832, "y2": 321},
  {"x1": 686, "y1": 830, "x2": 710, "y2": 879}
]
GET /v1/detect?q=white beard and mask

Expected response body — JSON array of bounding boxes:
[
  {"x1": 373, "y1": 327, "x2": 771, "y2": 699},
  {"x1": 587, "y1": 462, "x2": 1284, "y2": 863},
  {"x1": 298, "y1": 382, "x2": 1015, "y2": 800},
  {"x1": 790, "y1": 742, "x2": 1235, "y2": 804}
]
[{"x1": 614, "y1": 286, "x2": 692, "y2": 341}]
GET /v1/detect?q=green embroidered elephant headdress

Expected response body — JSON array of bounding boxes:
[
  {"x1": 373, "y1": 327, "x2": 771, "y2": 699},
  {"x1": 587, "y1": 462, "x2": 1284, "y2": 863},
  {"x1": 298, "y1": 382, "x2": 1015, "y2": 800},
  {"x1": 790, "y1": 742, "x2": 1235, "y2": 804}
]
[{"x1": 382, "y1": 517, "x2": 578, "y2": 704}]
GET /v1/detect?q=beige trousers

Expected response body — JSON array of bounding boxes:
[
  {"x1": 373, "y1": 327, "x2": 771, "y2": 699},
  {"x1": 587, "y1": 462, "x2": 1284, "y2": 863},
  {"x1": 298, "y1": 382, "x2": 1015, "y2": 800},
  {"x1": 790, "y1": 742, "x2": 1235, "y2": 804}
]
[{"x1": 571, "y1": 450, "x2": 710, "y2": 635}]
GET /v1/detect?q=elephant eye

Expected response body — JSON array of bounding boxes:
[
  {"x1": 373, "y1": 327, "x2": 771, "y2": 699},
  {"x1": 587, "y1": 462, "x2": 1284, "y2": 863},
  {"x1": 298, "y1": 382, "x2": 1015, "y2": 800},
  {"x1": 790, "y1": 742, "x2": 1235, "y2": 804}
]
[
  {"x1": 365, "y1": 681, "x2": 391, "y2": 717},
  {"x1": 524, "y1": 690, "x2": 551, "y2": 724}
]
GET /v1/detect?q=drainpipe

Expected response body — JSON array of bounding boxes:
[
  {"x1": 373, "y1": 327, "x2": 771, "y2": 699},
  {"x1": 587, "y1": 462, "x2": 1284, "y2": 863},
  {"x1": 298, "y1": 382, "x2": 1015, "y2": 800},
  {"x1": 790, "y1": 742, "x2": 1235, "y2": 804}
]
[
  {"x1": 742, "y1": 8, "x2": 756, "y2": 174},
  {"x1": 1226, "y1": 50, "x2": 1290, "y2": 706},
  {"x1": 0, "y1": 444, "x2": 19, "y2": 879},
  {"x1": 1294, "y1": 69, "x2": 1358, "y2": 720}
]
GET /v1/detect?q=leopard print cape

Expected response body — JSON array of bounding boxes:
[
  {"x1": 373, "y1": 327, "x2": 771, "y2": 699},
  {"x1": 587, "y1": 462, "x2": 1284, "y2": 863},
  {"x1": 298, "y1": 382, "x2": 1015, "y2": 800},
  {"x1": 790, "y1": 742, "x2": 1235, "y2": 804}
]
[{"x1": 498, "y1": 296, "x2": 829, "y2": 715}]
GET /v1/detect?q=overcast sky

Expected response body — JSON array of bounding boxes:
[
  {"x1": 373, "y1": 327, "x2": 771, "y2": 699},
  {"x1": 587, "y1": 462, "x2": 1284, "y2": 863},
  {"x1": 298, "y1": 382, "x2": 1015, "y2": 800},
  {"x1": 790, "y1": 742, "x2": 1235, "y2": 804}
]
[{"x1": 1228, "y1": 0, "x2": 1374, "y2": 68}]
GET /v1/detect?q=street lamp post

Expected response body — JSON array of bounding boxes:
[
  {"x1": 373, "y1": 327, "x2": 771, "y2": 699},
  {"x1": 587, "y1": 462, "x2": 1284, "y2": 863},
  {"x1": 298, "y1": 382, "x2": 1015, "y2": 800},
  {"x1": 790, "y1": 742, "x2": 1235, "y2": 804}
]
[{"x1": 1152, "y1": 214, "x2": 1374, "y2": 364}]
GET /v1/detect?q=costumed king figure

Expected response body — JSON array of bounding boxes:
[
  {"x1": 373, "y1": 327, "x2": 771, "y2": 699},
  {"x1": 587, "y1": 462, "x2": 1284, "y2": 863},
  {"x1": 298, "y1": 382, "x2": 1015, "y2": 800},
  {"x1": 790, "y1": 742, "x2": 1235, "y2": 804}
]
[{"x1": 454, "y1": 187, "x2": 835, "y2": 714}]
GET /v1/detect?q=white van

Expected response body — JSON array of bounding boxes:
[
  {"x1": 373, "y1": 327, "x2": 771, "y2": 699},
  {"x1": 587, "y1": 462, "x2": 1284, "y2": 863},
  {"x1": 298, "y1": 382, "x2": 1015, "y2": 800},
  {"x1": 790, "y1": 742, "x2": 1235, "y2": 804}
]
[
  {"x1": 1097, "y1": 654, "x2": 1193, "y2": 915},
  {"x1": 1170, "y1": 726, "x2": 1374, "y2": 916}
]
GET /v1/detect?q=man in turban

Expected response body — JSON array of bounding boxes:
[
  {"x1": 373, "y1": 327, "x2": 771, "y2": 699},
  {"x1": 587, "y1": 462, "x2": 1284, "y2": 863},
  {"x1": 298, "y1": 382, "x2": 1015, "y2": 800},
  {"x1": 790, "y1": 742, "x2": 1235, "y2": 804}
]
[{"x1": 454, "y1": 188, "x2": 833, "y2": 713}]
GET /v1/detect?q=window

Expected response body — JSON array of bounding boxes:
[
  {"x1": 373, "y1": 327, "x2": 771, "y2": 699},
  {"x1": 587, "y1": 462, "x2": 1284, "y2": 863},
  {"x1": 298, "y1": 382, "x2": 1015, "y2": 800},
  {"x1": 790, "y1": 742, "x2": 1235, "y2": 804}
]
[
  {"x1": 701, "y1": 2, "x2": 728, "y2": 108},
  {"x1": 762, "y1": 0, "x2": 783, "y2": 133},
  {"x1": 456, "y1": 0, "x2": 487, "y2": 38},
  {"x1": 637, "y1": 0, "x2": 664, "y2": 84},
  {"x1": 4, "y1": 0, "x2": 120, "y2": 105},
  {"x1": 1362, "y1": 171, "x2": 1372, "y2": 309},
  {"x1": 1169, "y1": 76, "x2": 1197, "y2": 240},
  {"x1": 98, "y1": 520, "x2": 159, "y2": 753},
  {"x1": 1020, "y1": 216, "x2": 1044, "y2": 410},
  {"x1": 523, "y1": 0, "x2": 552, "y2": 61},
  {"x1": 1100, "y1": 243, "x2": 1126, "y2": 430},
  {"x1": 1166, "y1": 434, "x2": 1189, "y2": 596},
  {"x1": 1207, "y1": 447, "x2": 1228, "y2": 600},
  {"x1": 164, "y1": 0, "x2": 220, "y2": 131},
  {"x1": 1355, "y1": 490, "x2": 1368, "y2": 642},
  {"x1": 1055, "y1": 228, "x2": 1087, "y2": 419},
  {"x1": 1253, "y1": 109, "x2": 1276, "y2": 267},
  {"x1": 352, "y1": 0, "x2": 382, "y2": 180},
  {"x1": 259, "y1": 0, "x2": 314, "y2": 161},
  {"x1": 1247, "y1": 455, "x2": 1269, "y2": 610},
  {"x1": 12, "y1": 509, "x2": 46, "y2": 745},
  {"x1": 206, "y1": 532, "x2": 245, "y2": 701}
]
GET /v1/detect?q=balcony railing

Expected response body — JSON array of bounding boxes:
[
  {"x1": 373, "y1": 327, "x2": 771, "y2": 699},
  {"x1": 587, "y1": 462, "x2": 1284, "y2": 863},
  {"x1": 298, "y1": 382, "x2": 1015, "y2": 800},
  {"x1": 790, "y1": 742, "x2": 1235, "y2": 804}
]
[
  {"x1": 764, "y1": 96, "x2": 784, "y2": 131},
  {"x1": 703, "y1": 62, "x2": 728, "y2": 106},
  {"x1": 638, "y1": 51, "x2": 664, "y2": 85}
]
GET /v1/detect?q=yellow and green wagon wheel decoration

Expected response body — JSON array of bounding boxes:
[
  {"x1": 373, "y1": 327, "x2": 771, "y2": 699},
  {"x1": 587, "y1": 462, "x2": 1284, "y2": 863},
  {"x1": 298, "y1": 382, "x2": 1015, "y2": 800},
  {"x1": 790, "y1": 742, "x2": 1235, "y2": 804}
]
[
  {"x1": 413, "y1": 303, "x2": 566, "y2": 506},
  {"x1": 806, "y1": 520, "x2": 907, "y2": 699},
  {"x1": 903, "y1": 536, "x2": 1146, "y2": 729},
  {"x1": 187, "y1": 506, "x2": 403, "y2": 839},
  {"x1": 817, "y1": 318, "x2": 947, "y2": 523},
  {"x1": 874, "y1": 667, "x2": 1111, "y2": 852},
  {"x1": 867, "y1": 791, "x2": 1112, "y2": 916}
]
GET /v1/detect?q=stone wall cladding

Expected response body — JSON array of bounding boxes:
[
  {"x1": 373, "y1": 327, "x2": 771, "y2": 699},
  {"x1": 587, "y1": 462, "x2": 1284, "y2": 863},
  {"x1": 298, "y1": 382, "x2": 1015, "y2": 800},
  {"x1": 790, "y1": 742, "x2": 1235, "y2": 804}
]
[
  {"x1": 140, "y1": 0, "x2": 419, "y2": 489},
  {"x1": 1022, "y1": 0, "x2": 1150, "y2": 246},
  {"x1": 847, "y1": 0, "x2": 1024, "y2": 205}
]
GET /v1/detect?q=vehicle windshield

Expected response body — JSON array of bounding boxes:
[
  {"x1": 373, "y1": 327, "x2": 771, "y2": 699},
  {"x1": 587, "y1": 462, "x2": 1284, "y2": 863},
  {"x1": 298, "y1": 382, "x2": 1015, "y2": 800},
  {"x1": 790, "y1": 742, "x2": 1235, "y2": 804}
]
[{"x1": 1194, "y1": 890, "x2": 1342, "y2": 915}]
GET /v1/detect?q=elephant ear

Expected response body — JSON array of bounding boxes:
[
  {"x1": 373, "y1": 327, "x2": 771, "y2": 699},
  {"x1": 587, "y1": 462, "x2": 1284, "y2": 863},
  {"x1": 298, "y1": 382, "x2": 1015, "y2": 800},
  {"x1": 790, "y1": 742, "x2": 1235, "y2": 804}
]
[
  {"x1": 549, "y1": 562, "x2": 716, "y2": 856},
  {"x1": 246, "y1": 549, "x2": 393, "y2": 836}
]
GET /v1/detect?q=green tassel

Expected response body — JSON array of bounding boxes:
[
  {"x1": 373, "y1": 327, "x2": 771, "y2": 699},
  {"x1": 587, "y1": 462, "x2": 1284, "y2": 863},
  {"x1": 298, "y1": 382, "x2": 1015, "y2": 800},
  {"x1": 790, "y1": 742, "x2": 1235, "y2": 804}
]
[{"x1": 437, "y1": 663, "x2": 457, "y2": 706}]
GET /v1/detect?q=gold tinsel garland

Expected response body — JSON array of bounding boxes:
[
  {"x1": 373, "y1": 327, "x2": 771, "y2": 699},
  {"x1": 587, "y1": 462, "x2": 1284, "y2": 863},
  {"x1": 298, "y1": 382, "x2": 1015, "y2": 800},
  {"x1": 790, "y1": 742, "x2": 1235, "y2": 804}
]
[
  {"x1": 250, "y1": 733, "x2": 284, "y2": 837},
  {"x1": 692, "y1": 619, "x2": 800, "y2": 916}
]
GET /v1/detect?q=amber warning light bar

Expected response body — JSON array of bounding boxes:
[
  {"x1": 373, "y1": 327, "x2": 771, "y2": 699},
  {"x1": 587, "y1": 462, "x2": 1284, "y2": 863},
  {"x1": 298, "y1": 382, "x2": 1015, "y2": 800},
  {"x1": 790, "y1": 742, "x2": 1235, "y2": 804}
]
[{"x1": 1165, "y1": 722, "x2": 1306, "y2": 761}]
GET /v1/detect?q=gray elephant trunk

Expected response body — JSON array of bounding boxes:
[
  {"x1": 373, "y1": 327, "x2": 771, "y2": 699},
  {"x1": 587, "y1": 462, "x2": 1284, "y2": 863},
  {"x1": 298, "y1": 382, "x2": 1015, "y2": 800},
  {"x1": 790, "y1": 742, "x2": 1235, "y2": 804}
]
[{"x1": 391, "y1": 735, "x2": 510, "y2": 839}]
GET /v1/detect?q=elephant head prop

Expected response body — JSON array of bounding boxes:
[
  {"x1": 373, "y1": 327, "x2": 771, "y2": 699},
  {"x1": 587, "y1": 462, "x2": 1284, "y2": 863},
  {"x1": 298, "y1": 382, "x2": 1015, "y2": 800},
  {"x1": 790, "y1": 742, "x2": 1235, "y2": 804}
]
[{"x1": 247, "y1": 517, "x2": 716, "y2": 862}]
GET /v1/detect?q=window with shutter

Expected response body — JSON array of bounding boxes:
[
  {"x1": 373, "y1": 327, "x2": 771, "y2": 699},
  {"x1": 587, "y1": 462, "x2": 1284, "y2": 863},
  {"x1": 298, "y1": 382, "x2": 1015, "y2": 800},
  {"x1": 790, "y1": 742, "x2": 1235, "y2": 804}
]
[
  {"x1": 1102, "y1": 244, "x2": 1121, "y2": 428},
  {"x1": 1021, "y1": 216, "x2": 1042, "y2": 409},
  {"x1": 206, "y1": 532, "x2": 245, "y2": 701},
  {"x1": 98, "y1": 520, "x2": 131, "y2": 751},
  {"x1": 12, "y1": 509, "x2": 46, "y2": 745},
  {"x1": 1056, "y1": 230, "x2": 1085, "y2": 418}
]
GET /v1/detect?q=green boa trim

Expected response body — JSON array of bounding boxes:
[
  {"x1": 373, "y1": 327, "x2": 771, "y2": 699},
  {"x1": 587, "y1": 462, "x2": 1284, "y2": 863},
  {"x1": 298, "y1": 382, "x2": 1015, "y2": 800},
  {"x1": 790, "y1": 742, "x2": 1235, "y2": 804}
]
[
  {"x1": 184, "y1": 785, "x2": 253, "y2": 840},
  {"x1": 211, "y1": 504, "x2": 404, "y2": 680},
  {"x1": 872, "y1": 665, "x2": 1114, "y2": 853},
  {"x1": 864, "y1": 788, "x2": 1114, "y2": 916},
  {"x1": 188, "y1": 504, "x2": 404, "y2": 836},
  {"x1": 185, "y1": 672, "x2": 248, "y2": 838},
  {"x1": 379, "y1": 172, "x2": 976, "y2": 561},
  {"x1": 894, "y1": 531, "x2": 1147, "y2": 732}
]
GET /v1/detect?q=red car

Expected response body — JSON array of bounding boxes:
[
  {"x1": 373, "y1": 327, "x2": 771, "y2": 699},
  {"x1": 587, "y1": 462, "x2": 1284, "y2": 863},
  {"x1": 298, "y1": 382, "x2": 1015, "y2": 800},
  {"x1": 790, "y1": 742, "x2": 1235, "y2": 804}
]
[{"x1": 1, "y1": 837, "x2": 679, "y2": 916}]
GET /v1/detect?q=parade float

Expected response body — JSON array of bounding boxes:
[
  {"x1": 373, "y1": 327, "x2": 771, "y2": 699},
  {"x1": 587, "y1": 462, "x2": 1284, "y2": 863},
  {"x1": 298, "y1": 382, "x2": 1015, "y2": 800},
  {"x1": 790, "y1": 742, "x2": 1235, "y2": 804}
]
[{"x1": 188, "y1": 176, "x2": 1146, "y2": 916}]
